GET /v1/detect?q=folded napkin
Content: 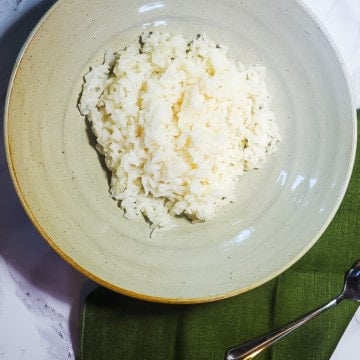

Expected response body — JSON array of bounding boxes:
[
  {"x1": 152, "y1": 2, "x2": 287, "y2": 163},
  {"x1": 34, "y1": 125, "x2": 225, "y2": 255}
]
[{"x1": 81, "y1": 111, "x2": 359, "y2": 360}]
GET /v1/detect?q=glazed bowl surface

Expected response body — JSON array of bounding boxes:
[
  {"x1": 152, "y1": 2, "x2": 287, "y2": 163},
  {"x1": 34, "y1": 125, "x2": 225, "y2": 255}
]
[{"x1": 5, "y1": 0, "x2": 356, "y2": 303}]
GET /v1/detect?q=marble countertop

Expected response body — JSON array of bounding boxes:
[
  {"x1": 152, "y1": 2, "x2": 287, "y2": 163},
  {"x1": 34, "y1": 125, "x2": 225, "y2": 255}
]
[{"x1": 1, "y1": 1, "x2": 359, "y2": 359}]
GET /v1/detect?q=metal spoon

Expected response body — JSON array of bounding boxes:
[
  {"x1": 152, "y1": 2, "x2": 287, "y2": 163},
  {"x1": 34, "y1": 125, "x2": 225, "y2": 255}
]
[{"x1": 225, "y1": 260, "x2": 360, "y2": 360}]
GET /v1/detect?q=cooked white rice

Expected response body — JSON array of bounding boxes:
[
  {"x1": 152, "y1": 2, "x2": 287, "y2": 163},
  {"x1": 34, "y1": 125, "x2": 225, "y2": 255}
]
[{"x1": 78, "y1": 31, "x2": 280, "y2": 227}]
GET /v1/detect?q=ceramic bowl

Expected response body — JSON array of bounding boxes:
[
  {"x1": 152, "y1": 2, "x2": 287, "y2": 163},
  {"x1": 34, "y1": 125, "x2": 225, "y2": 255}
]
[{"x1": 5, "y1": 0, "x2": 356, "y2": 303}]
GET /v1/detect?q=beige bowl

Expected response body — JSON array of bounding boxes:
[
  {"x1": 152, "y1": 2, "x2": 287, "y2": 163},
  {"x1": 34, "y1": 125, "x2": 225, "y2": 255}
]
[{"x1": 5, "y1": 0, "x2": 356, "y2": 303}]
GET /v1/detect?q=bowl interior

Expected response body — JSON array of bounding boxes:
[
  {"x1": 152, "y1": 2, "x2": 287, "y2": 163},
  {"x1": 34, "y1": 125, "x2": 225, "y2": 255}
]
[{"x1": 5, "y1": 0, "x2": 355, "y2": 302}]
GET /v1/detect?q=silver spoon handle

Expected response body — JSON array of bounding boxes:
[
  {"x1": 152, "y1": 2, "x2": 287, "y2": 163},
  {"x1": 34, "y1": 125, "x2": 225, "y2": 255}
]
[{"x1": 225, "y1": 297, "x2": 339, "y2": 360}]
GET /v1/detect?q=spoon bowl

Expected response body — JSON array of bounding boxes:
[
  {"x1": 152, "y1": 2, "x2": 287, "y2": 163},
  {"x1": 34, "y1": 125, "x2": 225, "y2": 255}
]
[{"x1": 338, "y1": 260, "x2": 360, "y2": 302}]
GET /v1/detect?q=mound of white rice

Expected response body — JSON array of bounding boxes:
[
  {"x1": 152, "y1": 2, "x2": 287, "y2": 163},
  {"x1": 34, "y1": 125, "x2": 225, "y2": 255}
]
[{"x1": 78, "y1": 31, "x2": 280, "y2": 227}]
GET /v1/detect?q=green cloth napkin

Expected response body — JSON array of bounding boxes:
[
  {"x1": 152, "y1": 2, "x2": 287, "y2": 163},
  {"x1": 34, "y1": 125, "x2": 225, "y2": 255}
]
[{"x1": 81, "y1": 111, "x2": 359, "y2": 360}]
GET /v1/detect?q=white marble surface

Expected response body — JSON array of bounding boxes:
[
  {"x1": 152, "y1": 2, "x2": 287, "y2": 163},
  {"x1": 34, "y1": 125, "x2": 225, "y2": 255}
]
[
  {"x1": 331, "y1": 306, "x2": 360, "y2": 360},
  {"x1": 0, "y1": 0, "x2": 359, "y2": 359}
]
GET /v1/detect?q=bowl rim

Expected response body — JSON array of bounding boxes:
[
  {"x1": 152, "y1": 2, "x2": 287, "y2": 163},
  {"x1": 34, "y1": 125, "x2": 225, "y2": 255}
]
[{"x1": 4, "y1": 0, "x2": 357, "y2": 304}]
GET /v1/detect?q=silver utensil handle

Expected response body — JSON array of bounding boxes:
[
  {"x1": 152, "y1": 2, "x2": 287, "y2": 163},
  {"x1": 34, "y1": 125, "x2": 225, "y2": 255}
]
[{"x1": 225, "y1": 298, "x2": 339, "y2": 360}]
